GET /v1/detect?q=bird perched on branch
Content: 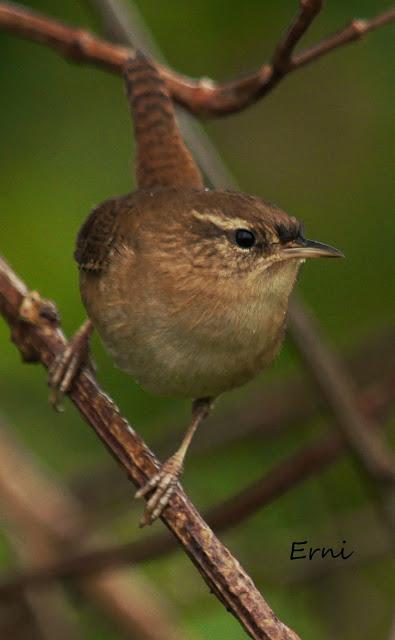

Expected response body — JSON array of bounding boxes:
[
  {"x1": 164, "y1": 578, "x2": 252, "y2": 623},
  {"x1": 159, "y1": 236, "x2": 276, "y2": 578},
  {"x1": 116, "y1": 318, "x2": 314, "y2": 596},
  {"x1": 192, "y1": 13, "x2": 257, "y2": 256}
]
[{"x1": 50, "y1": 52, "x2": 342, "y2": 526}]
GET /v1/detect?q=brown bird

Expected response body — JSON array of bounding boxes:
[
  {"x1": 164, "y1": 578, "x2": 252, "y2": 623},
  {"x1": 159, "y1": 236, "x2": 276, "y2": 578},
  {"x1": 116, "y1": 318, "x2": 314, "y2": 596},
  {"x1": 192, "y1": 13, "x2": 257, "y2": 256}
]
[{"x1": 50, "y1": 52, "x2": 343, "y2": 526}]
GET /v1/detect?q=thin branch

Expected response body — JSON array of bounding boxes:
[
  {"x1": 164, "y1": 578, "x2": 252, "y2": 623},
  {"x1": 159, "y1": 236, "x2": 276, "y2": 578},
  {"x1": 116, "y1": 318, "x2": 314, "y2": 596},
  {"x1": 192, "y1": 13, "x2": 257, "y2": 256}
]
[
  {"x1": 1, "y1": 369, "x2": 393, "y2": 594},
  {"x1": 292, "y1": 7, "x2": 395, "y2": 69},
  {"x1": 271, "y1": 0, "x2": 323, "y2": 73},
  {"x1": 0, "y1": 254, "x2": 300, "y2": 640},
  {"x1": 0, "y1": 2, "x2": 394, "y2": 116},
  {"x1": 71, "y1": 353, "x2": 395, "y2": 522}
]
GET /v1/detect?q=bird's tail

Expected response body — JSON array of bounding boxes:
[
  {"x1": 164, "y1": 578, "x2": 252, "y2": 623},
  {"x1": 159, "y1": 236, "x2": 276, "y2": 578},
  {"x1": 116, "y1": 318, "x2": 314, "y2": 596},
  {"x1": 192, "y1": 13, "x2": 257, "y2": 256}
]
[{"x1": 124, "y1": 52, "x2": 203, "y2": 190}]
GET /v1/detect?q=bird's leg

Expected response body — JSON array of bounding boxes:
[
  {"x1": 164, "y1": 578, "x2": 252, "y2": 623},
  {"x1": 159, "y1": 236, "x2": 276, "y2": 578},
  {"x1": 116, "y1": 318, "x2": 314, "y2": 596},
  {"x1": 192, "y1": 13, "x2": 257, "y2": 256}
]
[
  {"x1": 49, "y1": 318, "x2": 94, "y2": 411},
  {"x1": 136, "y1": 397, "x2": 214, "y2": 527}
]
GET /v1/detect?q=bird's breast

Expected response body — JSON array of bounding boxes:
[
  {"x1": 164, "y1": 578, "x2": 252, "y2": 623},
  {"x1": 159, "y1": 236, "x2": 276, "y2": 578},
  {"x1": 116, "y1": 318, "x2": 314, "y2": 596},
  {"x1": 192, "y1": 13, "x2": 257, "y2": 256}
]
[{"x1": 80, "y1": 258, "x2": 300, "y2": 398}]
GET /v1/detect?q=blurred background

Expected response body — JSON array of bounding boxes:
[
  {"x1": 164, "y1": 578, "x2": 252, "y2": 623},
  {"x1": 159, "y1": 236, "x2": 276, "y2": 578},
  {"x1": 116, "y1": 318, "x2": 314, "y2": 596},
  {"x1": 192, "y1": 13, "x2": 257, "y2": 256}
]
[{"x1": 0, "y1": 1, "x2": 394, "y2": 638}]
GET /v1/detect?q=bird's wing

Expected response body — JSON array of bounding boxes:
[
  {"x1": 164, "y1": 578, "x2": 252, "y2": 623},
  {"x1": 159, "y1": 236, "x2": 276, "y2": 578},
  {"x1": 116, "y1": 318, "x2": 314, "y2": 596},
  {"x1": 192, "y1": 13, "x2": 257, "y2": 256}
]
[{"x1": 74, "y1": 196, "x2": 134, "y2": 273}]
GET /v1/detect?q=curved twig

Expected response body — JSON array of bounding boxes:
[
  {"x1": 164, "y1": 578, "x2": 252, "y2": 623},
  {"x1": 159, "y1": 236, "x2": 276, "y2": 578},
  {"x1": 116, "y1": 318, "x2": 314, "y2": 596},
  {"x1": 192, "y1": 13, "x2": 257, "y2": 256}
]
[{"x1": 0, "y1": 2, "x2": 394, "y2": 116}]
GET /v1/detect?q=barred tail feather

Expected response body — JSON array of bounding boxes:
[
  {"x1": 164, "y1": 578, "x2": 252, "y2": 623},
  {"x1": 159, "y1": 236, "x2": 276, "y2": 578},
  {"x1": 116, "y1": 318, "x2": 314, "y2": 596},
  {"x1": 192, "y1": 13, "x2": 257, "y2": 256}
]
[{"x1": 124, "y1": 53, "x2": 203, "y2": 190}]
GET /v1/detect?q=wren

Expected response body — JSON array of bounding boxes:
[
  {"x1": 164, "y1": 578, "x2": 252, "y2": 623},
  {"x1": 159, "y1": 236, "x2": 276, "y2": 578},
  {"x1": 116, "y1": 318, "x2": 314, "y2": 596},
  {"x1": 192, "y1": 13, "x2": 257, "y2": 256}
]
[{"x1": 50, "y1": 52, "x2": 343, "y2": 526}]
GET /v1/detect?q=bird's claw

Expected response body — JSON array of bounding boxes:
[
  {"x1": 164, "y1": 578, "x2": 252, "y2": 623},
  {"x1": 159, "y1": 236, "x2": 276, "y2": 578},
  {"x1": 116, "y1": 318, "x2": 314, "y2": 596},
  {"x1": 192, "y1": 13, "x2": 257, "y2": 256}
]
[
  {"x1": 48, "y1": 321, "x2": 94, "y2": 411},
  {"x1": 135, "y1": 456, "x2": 182, "y2": 527}
]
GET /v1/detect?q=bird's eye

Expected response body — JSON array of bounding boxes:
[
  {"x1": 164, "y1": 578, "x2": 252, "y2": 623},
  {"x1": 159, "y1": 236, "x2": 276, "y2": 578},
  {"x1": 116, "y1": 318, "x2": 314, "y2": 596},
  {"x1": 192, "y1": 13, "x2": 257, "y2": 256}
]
[{"x1": 235, "y1": 229, "x2": 256, "y2": 249}]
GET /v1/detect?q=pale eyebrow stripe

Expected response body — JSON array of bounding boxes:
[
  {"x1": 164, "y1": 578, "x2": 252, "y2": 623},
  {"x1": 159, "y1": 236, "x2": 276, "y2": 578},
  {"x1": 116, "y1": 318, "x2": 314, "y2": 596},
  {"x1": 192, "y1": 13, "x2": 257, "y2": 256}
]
[
  {"x1": 190, "y1": 209, "x2": 252, "y2": 231},
  {"x1": 190, "y1": 209, "x2": 278, "y2": 242}
]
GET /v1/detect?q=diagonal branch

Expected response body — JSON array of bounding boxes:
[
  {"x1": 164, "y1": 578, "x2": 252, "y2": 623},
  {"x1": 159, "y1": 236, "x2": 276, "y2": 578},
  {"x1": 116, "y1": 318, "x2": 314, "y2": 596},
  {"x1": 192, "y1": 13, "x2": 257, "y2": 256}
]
[
  {"x1": 0, "y1": 253, "x2": 300, "y2": 640},
  {"x1": 292, "y1": 7, "x2": 395, "y2": 69},
  {"x1": 0, "y1": 2, "x2": 394, "y2": 116},
  {"x1": 70, "y1": 327, "x2": 395, "y2": 513},
  {"x1": 271, "y1": 0, "x2": 323, "y2": 74},
  {"x1": 0, "y1": 367, "x2": 393, "y2": 593}
]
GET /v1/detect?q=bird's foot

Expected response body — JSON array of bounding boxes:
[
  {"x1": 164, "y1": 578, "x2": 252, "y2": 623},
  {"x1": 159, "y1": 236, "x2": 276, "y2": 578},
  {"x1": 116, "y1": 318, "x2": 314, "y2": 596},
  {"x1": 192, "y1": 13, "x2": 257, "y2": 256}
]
[
  {"x1": 135, "y1": 454, "x2": 183, "y2": 527},
  {"x1": 48, "y1": 319, "x2": 94, "y2": 411}
]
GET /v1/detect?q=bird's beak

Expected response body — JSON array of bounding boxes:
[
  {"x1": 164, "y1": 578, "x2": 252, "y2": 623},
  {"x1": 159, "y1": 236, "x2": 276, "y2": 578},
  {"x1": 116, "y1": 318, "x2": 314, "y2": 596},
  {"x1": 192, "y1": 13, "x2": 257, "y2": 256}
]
[{"x1": 280, "y1": 238, "x2": 344, "y2": 259}]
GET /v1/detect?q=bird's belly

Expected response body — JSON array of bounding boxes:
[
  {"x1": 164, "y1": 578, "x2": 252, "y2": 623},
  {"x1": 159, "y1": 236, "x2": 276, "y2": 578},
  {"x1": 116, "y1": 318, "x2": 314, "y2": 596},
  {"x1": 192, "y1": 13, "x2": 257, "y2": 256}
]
[
  {"x1": 89, "y1": 299, "x2": 285, "y2": 398},
  {"x1": 80, "y1": 262, "x2": 295, "y2": 399},
  {"x1": 112, "y1": 326, "x2": 282, "y2": 398}
]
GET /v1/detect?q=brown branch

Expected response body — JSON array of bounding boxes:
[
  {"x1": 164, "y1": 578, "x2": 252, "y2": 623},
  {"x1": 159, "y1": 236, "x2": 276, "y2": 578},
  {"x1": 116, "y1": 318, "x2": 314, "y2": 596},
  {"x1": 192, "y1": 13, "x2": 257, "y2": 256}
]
[
  {"x1": 71, "y1": 345, "x2": 395, "y2": 522},
  {"x1": 0, "y1": 2, "x2": 394, "y2": 116},
  {"x1": 292, "y1": 7, "x2": 395, "y2": 69},
  {"x1": 0, "y1": 253, "x2": 300, "y2": 640},
  {"x1": 271, "y1": 0, "x2": 323, "y2": 74},
  {"x1": 1, "y1": 368, "x2": 393, "y2": 595}
]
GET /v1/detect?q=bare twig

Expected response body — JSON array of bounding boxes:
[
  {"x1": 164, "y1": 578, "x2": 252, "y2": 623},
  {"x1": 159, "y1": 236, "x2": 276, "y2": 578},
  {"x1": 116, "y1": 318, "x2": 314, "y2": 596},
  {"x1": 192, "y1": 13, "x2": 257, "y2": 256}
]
[
  {"x1": 271, "y1": 0, "x2": 323, "y2": 73},
  {"x1": 0, "y1": 254, "x2": 300, "y2": 640},
  {"x1": 1, "y1": 368, "x2": 393, "y2": 594},
  {"x1": 71, "y1": 351, "x2": 395, "y2": 520},
  {"x1": 292, "y1": 7, "x2": 395, "y2": 69},
  {"x1": 0, "y1": 2, "x2": 394, "y2": 116}
]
